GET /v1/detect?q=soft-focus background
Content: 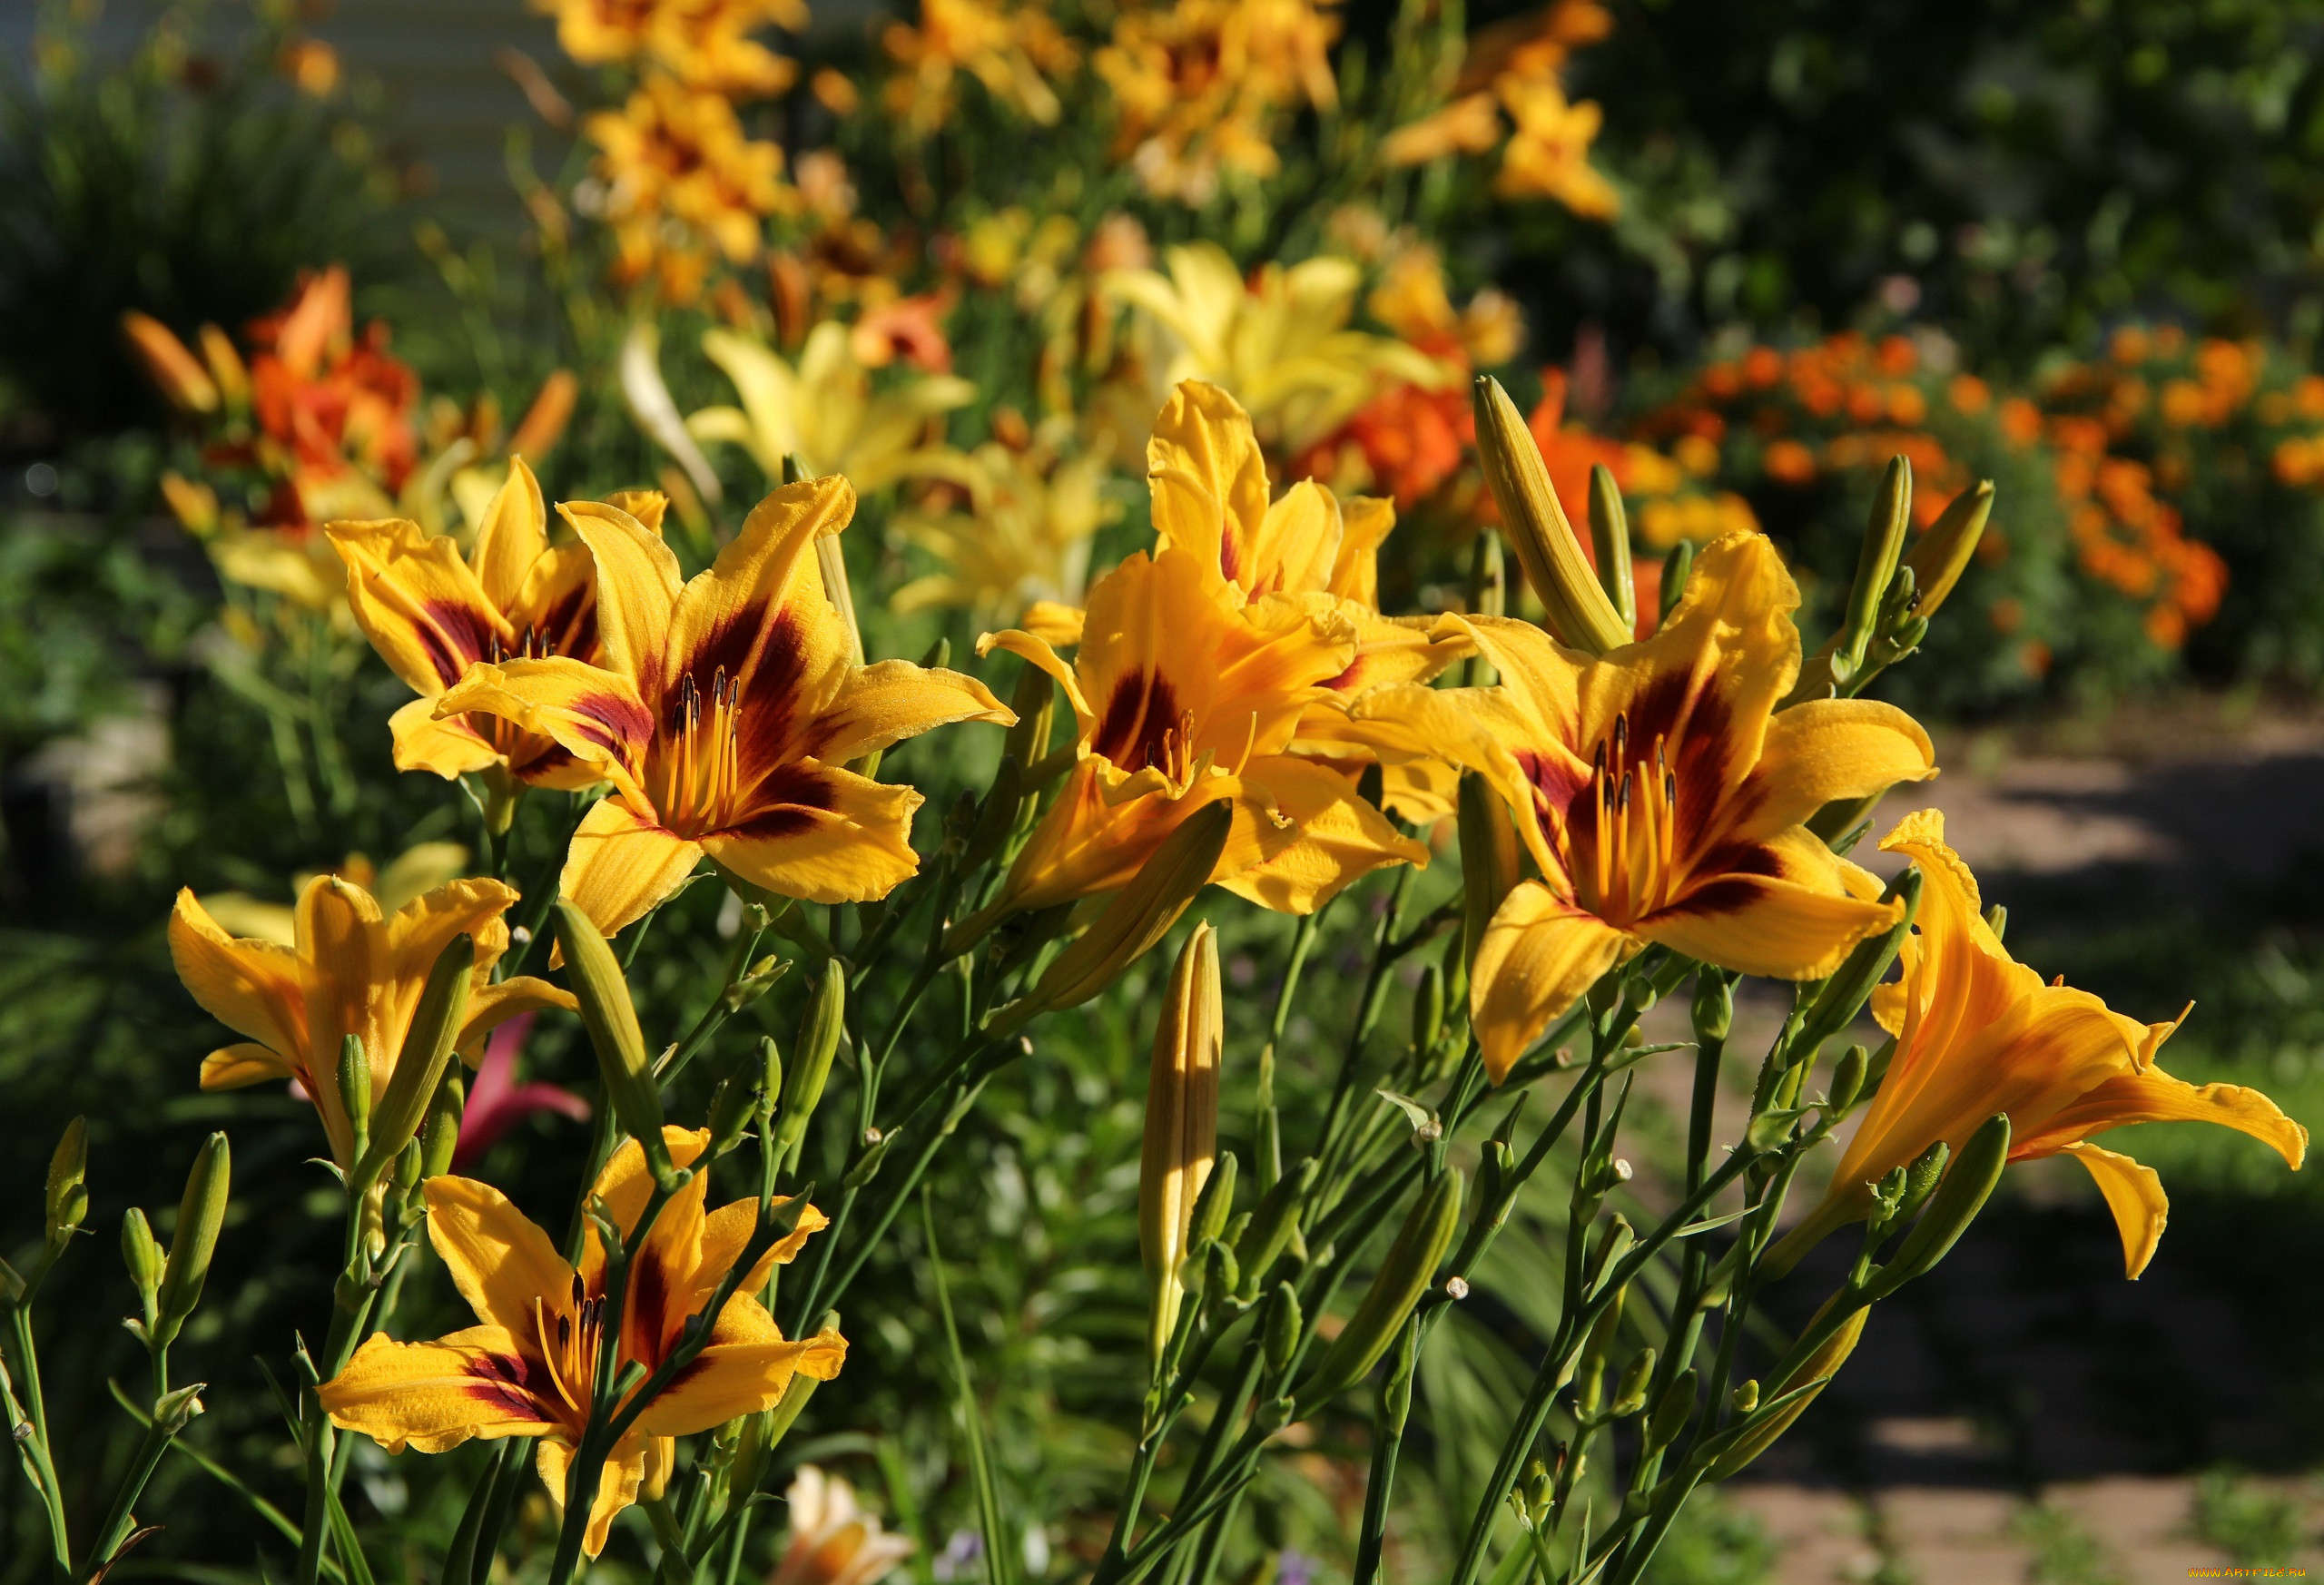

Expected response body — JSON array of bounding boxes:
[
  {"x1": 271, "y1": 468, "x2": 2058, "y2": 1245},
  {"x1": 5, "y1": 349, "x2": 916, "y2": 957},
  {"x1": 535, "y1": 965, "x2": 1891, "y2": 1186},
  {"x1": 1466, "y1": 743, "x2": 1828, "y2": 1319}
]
[{"x1": 9, "y1": 1, "x2": 2324, "y2": 1580}]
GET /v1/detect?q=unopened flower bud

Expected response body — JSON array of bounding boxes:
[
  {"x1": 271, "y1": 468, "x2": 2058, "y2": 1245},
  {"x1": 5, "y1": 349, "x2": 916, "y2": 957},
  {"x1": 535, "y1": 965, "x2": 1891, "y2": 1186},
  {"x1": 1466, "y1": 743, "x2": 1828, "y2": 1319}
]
[
  {"x1": 1003, "y1": 656, "x2": 1056, "y2": 769},
  {"x1": 775, "y1": 963, "x2": 845, "y2": 1169},
  {"x1": 960, "y1": 757, "x2": 1025, "y2": 875},
  {"x1": 1691, "y1": 973, "x2": 1732, "y2": 1043},
  {"x1": 1868, "y1": 1114, "x2": 2010, "y2": 1297},
  {"x1": 45, "y1": 1117, "x2": 88, "y2": 1254},
  {"x1": 1613, "y1": 1347, "x2": 1657, "y2": 1417},
  {"x1": 122, "y1": 312, "x2": 221, "y2": 412},
  {"x1": 419, "y1": 1071, "x2": 464, "y2": 1180},
  {"x1": 1202, "y1": 1239, "x2": 1240, "y2": 1306},
  {"x1": 1411, "y1": 963, "x2": 1444, "y2": 1054},
  {"x1": 1707, "y1": 1304, "x2": 1868, "y2": 1481},
  {"x1": 1472, "y1": 376, "x2": 1630, "y2": 653},
  {"x1": 153, "y1": 1133, "x2": 230, "y2": 1348},
  {"x1": 1013, "y1": 802, "x2": 1231, "y2": 1019},
  {"x1": 122, "y1": 1207, "x2": 165, "y2": 1325},
  {"x1": 1141, "y1": 924, "x2": 1224, "y2": 1362},
  {"x1": 1730, "y1": 1380, "x2": 1759, "y2": 1414},
  {"x1": 1188, "y1": 1150, "x2": 1238, "y2": 1258},
  {"x1": 1262, "y1": 1281, "x2": 1303, "y2": 1374},
  {"x1": 1828, "y1": 1044, "x2": 1869, "y2": 1116},
  {"x1": 1585, "y1": 1215, "x2": 1634, "y2": 1290},
  {"x1": 1523, "y1": 1457, "x2": 1554, "y2": 1516},
  {"x1": 1984, "y1": 902, "x2": 2008, "y2": 942},
  {"x1": 1293, "y1": 1167, "x2": 1463, "y2": 1415},
  {"x1": 1834, "y1": 456, "x2": 1912, "y2": 681},
  {"x1": 153, "y1": 1383, "x2": 207, "y2": 1433},
  {"x1": 1459, "y1": 773, "x2": 1520, "y2": 971},
  {"x1": 336, "y1": 1035, "x2": 372, "y2": 1154},
  {"x1": 1794, "y1": 869, "x2": 1921, "y2": 1061},
  {"x1": 555, "y1": 901, "x2": 671, "y2": 1180},
  {"x1": 1235, "y1": 1156, "x2": 1315, "y2": 1299},
  {"x1": 1659, "y1": 539, "x2": 1693, "y2": 627},
  {"x1": 722, "y1": 954, "x2": 786, "y2": 1015},
  {"x1": 707, "y1": 1071, "x2": 758, "y2": 1158},
  {"x1": 1903, "y1": 478, "x2": 1994, "y2": 620},
  {"x1": 1576, "y1": 1285, "x2": 1626, "y2": 1415},
  {"x1": 356, "y1": 935, "x2": 474, "y2": 1192},
  {"x1": 1647, "y1": 1366, "x2": 1698, "y2": 1451},
  {"x1": 1587, "y1": 463, "x2": 1637, "y2": 634},
  {"x1": 1899, "y1": 1138, "x2": 1951, "y2": 1220}
]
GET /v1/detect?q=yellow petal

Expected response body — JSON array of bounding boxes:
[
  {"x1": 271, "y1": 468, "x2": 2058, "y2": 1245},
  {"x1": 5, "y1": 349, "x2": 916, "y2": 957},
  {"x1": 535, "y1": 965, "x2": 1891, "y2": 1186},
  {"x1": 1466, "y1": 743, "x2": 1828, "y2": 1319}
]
[
  {"x1": 1738, "y1": 698, "x2": 1937, "y2": 842},
  {"x1": 320, "y1": 1324, "x2": 563, "y2": 1454},
  {"x1": 468, "y1": 457, "x2": 549, "y2": 613},
  {"x1": 506, "y1": 542, "x2": 602, "y2": 678},
  {"x1": 170, "y1": 889, "x2": 308, "y2": 1070},
  {"x1": 560, "y1": 797, "x2": 704, "y2": 939},
  {"x1": 1245, "y1": 479, "x2": 1344, "y2": 598},
  {"x1": 1431, "y1": 614, "x2": 1586, "y2": 752},
  {"x1": 385, "y1": 878, "x2": 519, "y2": 993},
  {"x1": 978, "y1": 625, "x2": 1092, "y2": 727},
  {"x1": 701, "y1": 1197, "x2": 832, "y2": 1300},
  {"x1": 994, "y1": 761, "x2": 1264, "y2": 915},
  {"x1": 327, "y1": 517, "x2": 515, "y2": 695},
  {"x1": 2023, "y1": 1067, "x2": 2309, "y2": 1172},
  {"x1": 389, "y1": 696, "x2": 501, "y2": 781},
  {"x1": 422, "y1": 1176, "x2": 580, "y2": 1337},
  {"x1": 659, "y1": 477, "x2": 855, "y2": 728},
  {"x1": 2060, "y1": 1141, "x2": 2169, "y2": 1279},
  {"x1": 1472, "y1": 881, "x2": 1636, "y2": 1082},
  {"x1": 699, "y1": 762, "x2": 924, "y2": 905},
  {"x1": 631, "y1": 1319, "x2": 846, "y2": 1437},
  {"x1": 562, "y1": 498, "x2": 684, "y2": 690},
  {"x1": 296, "y1": 876, "x2": 389, "y2": 1163},
  {"x1": 1214, "y1": 755, "x2": 1428, "y2": 914},
  {"x1": 1019, "y1": 600, "x2": 1087, "y2": 648},
  {"x1": 808, "y1": 660, "x2": 1013, "y2": 766},
  {"x1": 537, "y1": 1433, "x2": 648, "y2": 1560},
  {"x1": 438, "y1": 658, "x2": 654, "y2": 806},
  {"x1": 201, "y1": 1042, "x2": 294, "y2": 1089},
  {"x1": 1638, "y1": 831, "x2": 1900, "y2": 981},
  {"x1": 1327, "y1": 496, "x2": 1396, "y2": 605},
  {"x1": 1147, "y1": 380, "x2": 1272, "y2": 591},
  {"x1": 458, "y1": 976, "x2": 579, "y2": 1058}
]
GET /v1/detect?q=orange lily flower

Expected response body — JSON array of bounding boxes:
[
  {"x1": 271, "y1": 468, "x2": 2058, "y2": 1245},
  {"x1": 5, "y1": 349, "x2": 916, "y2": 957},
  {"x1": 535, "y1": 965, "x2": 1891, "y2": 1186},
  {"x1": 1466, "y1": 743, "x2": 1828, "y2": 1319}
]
[
  {"x1": 976, "y1": 537, "x2": 1425, "y2": 925},
  {"x1": 438, "y1": 477, "x2": 1013, "y2": 936},
  {"x1": 320, "y1": 1127, "x2": 843, "y2": 1557},
  {"x1": 329, "y1": 460, "x2": 658, "y2": 787},
  {"x1": 1358, "y1": 531, "x2": 1937, "y2": 1078},
  {"x1": 168, "y1": 875, "x2": 575, "y2": 1167},
  {"x1": 1784, "y1": 810, "x2": 2307, "y2": 1278}
]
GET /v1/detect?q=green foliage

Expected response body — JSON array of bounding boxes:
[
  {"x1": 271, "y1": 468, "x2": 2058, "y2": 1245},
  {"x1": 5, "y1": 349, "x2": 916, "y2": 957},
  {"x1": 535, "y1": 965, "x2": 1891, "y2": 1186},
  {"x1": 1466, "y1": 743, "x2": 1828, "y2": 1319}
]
[
  {"x1": 1636, "y1": 1493, "x2": 1773, "y2": 1585},
  {"x1": 2192, "y1": 1468, "x2": 2310, "y2": 1568}
]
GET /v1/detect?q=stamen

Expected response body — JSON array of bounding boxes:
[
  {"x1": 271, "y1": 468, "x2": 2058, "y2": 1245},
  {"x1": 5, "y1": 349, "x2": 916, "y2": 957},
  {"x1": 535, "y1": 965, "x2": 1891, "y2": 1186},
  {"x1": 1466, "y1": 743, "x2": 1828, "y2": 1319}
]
[{"x1": 1613, "y1": 713, "x2": 1628, "y2": 761}]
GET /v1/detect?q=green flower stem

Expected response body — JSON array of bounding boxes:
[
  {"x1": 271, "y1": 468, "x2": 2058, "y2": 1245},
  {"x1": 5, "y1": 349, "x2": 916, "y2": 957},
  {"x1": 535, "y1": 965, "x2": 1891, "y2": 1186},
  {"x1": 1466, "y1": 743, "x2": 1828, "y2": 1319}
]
[
  {"x1": 498, "y1": 793, "x2": 592, "y2": 981},
  {"x1": 2, "y1": 1302, "x2": 70, "y2": 1580},
  {"x1": 1311, "y1": 865, "x2": 1415, "y2": 1170}
]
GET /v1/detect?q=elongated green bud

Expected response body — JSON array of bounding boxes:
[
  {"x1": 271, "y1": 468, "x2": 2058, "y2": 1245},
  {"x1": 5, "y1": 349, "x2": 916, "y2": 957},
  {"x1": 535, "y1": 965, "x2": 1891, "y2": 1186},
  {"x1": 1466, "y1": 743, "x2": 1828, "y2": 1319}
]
[
  {"x1": 1014, "y1": 801, "x2": 1232, "y2": 1019},
  {"x1": 1834, "y1": 455, "x2": 1911, "y2": 683},
  {"x1": 337, "y1": 1034, "x2": 372, "y2": 1155},
  {"x1": 1705, "y1": 1304, "x2": 1866, "y2": 1481},
  {"x1": 1646, "y1": 1366, "x2": 1698, "y2": 1451},
  {"x1": 1585, "y1": 1215, "x2": 1634, "y2": 1291},
  {"x1": 1984, "y1": 902, "x2": 2008, "y2": 943},
  {"x1": 1903, "y1": 478, "x2": 1994, "y2": 620},
  {"x1": 1236, "y1": 1156, "x2": 1318, "y2": 1298},
  {"x1": 1460, "y1": 773, "x2": 1519, "y2": 970},
  {"x1": 1004, "y1": 656, "x2": 1055, "y2": 769},
  {"x1": 1141, "y1": 926, "x2": 1224, "y2": 1367},
  {"x1": 1828, "y1": 1044, "x2": 1869, "y2": 1116},
  {"x1": 762, "y1": 1036, "x2": 783, "y2": 1108},
  {"x1": 1292, "y1": 1167, "x2": 1463, "y2": 1415},
  {"x1": 154, "y1": 1133, "x2": 230, "y2": 1347},
  {"x1": 708, "y1": 1071, "x2": 757, "y2": 1158},
  {"x1": 1659, "y1": 540, "x2": 1692, "y2": 627},
  {"x1": 1691, "y1": 971, "x2": 1732, "y2": 1043},
  {"x1": 1187, "y1": 1149, "x2": 1237, "y2": 1256},
  {"x1": 355, "y1": 935, "x2": 474, "y2": 1191},
  {"x1": 1412, "y1": 962, "x2": 1445, "y2": 1054},
  {"x1": 1262, "y1": 1281, "x2": 1303, "y2": 1374},
  {"x1": 122, "y1": 1207, "x2": 164, "y2": 1326},
  {"x1": 1575, "y1": 1284, "x2": 1626, "y2": 1415},
  {"x1": 1897, "y1": 1138, "x2": 1951, "y2": 1223},
  {"x1": 1794, "y1": 869, "x2": 1921, "y2": 1059},
  {"x1": 419, "y1": 1071, "x2": 464, "y2": 1180},
  {"x1": 556, "y1": 899, "x2": 670, "y2": 1177},
  {"x1": 1612, "y1": 1346, "x2": 1657, "y2": 1417},
  {"x1": 1382, "y1": 1318, "x2": 1419, "y2": 1434},
  {"x1": 45, "y1": 1117, "x2": 88, "y2": 1255},
  {"x1": 1587, "y1": 464, "x2": 1636, "y2": 634},
  {"x1": 1472, "y1": 377, "x2": 1630, "y2": 653},
  {"x1": 1868, "y1": 1114, "x2": 2010, "y2": 1296},
  {"x1": 773, "y1": 961, "x2": 845, "y2": 1167}
]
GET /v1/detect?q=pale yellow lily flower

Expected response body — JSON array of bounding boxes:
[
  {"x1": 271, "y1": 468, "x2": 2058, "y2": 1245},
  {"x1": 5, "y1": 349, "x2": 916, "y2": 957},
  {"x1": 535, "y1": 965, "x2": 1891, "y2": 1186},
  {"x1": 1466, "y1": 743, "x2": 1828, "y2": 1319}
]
[
  {"x1": 892, "y1": 438, "x2": 1121, "y2": 626},
  {"x1": 686, "y1": 322, "x2": 975, "y2": 493},
  {"x1": 1103, "y1": 242, "x2": 1450, "y2": 452}
]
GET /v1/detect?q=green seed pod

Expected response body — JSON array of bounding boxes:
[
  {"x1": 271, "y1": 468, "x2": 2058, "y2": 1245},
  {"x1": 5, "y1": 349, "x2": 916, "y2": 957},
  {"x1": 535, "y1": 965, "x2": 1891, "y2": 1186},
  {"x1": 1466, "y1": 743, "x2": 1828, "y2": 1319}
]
[
  {"x1": 554, "y1": 900, "x2": 670, "y2": 1176},
  {"x1": 1235, "y1": 1156, "x2": 1317, "y2": 1298},
  {"x1": 419, "y1": 1071, "x2": 464, "y2": 1181},
  {"x1": 1646, "y1": 1366, "x2": 1698, "y2": 1452},
  {"x1": 355, "y1": 935, "x2": 474, "y2": 1191},
  {"x1": 1828, "y1": 1044, "x2": 1869, "y2": 1116},
  {"x1": 1868, "y1": 1114, "x2": 2010, "y2": 1296},
  {"x1": 336, "y1": 1034, "x2": 373, "y2": 1153},
  {"x1": 44, "y1": 1117, "x2": 88, "y2": 1253},
  {"x1": 122, "y1": 1207, "x2": 164, "y2": 1324},
  {"x1": 1262, "y1": 1281, "x2": 1303, "y2": 1374},
  {"x1": 774, "y1": 960, "x2": 846, "y2": 1167},
  {"x1": 153, "y1": 1133, "x2": 230, "y2": 1347},
  {"x1": 1291, "y1": 1167, "x2": 1464, "y2": 1416}
]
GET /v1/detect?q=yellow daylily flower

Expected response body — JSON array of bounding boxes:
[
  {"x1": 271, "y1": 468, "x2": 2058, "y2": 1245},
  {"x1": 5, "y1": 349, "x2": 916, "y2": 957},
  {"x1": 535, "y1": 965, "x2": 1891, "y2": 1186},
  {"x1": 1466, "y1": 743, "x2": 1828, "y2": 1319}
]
[
  {"x1": 772, "y1": 1465, "x2": 916, "y2": 1585},
  {"x1": 1782, "y1": 811, "x2": 2307, "y2": 1279},
  {"x1": 1358, "y1": 531, "x2": 1936, "y2": 1079},
  {"x1": 168, "y1": 874, "x2": 575, "y2": 1167},
  {"x1": 976, "y1": 538, "x2": 1425, "y2": 924},
  {"x1": 586, "y1": 73, "x2": 795, "y2": 302},
  {"x1": 1142, "y1": 379, "x2": 1467, "y2": 822},
  {"x1": 892, "y1": 438, "x2": 1121, "y2": 626},
  {"x1": 1102, "y1": 243, "x2": 1449, "y2": 452},
  {"x1": 1494, "y1": 72, "x2": 1619, "y2": 217},
  {"x1": 329, "y1": 460, "x2": 649, "y2": 788},
  {"x1": 320, "y1": 1127, "x2": 844, "y2": 1559},
  {"x1": 687, "y1": 322, "x2": 975, "y2": 494},
  {"x1": 881, "y1": 0, "x2": 1080, "y2": 133},
  {"x1": 437, "y1": 478, "x2": 1014, "y2": 937}
]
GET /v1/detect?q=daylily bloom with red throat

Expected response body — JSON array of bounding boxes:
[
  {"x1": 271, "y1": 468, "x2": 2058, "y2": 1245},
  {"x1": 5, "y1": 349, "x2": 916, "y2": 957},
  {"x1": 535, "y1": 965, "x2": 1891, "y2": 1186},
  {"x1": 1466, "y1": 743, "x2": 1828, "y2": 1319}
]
[
  {"x1": 1142, "y1": 379, "x2": 1468, "y2": 820},
  {"x1": 168, "y1": 875, "x2": 575, "y2": 1167},
  {"x1": 975, "y1": 539, "x2": 1426, "y2": 926},
  {"x1": 329, "y1": 460, "x2": 666, "y2": 787},
  {"x1": 1358, "y1": 530, "x2": 1937, "y2": 1079},
  {"x1": 438, "y1": 477, "x2": 1014, "y2": 936},
  {"x1": 320, "y1": 1127, "x2": 843, "y2": 1557},
  {"x1": 1780, "y1": 810, "x2": 2307, "y2": 1278}
]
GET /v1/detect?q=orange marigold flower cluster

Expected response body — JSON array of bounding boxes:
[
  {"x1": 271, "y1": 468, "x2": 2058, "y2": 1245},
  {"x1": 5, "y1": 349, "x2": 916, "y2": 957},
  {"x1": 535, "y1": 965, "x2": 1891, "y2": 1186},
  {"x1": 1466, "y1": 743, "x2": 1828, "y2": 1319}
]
[{"x1": 2045, "y1": 417, "x2": 2227, "y2": 649}]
